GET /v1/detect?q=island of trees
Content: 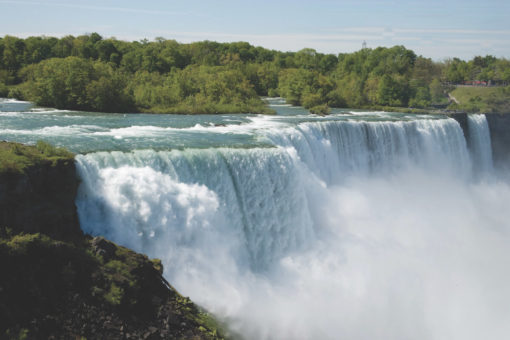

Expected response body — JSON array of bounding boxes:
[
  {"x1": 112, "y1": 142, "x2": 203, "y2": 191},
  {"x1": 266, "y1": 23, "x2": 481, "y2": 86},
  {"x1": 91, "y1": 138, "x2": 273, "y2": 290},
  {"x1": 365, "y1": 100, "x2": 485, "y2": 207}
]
[{"x1": 0, "y1": 33, "x2": 509, "y2": 114}]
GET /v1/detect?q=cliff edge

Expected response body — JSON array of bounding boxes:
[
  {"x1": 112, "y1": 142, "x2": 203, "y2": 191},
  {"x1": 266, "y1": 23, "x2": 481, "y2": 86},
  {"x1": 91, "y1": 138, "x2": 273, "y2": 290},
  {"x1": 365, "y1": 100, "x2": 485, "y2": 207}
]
[{"x1": 0, "y1": 141, "x2": 224, "y2": 339}]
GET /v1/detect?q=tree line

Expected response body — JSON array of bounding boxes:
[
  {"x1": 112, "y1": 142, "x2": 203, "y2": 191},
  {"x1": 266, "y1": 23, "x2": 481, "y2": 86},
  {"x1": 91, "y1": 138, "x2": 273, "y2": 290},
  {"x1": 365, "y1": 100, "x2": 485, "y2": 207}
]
[{"x1": 0, "y1": 34, "x2": 509, "y2": 114}]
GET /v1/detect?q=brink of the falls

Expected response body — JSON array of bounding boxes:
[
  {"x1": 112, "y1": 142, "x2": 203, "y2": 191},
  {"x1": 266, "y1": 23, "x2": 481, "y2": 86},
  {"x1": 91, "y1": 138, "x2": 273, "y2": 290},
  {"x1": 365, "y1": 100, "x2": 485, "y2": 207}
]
[{"x1": 74, "y1": 114, "x2": 510, "y2": 340}]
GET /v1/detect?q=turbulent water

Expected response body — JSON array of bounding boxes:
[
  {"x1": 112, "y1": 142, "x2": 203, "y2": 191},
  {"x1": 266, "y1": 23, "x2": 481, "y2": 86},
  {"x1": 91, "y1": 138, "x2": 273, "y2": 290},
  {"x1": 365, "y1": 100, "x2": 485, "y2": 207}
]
[{"x1": 2, "y1": 98, "x2": 510, "y2": 339}]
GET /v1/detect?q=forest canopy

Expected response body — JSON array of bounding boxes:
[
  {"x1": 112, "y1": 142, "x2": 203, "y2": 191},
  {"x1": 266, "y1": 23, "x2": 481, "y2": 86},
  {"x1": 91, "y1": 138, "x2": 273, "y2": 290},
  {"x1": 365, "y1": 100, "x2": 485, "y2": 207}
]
[{"x1": 0, "y1": 34, "x2": 509, "y2": 114}]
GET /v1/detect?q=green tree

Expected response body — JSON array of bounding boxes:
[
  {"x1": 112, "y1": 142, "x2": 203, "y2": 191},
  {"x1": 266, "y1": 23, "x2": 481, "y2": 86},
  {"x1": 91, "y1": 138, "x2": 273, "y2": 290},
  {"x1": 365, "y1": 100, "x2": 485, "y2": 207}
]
[
  {"x1": 20, "y1": 57, "x2": 95, "y2": 109},
  {"x1": 444, "y1": 58, "x2": 468, "y2": 83},
  {"x1": 377, "y1": 74, "x2": 409, "y2": 106},
  {"x1": 2, "y1": 36, "x2": 25, "y2": 83},
  {"x1": 429, "y1": 79, "x2": 444, "y2": 104},
  {"x1": 86, "y1": 62, "x2": 136, "y2": 112}
]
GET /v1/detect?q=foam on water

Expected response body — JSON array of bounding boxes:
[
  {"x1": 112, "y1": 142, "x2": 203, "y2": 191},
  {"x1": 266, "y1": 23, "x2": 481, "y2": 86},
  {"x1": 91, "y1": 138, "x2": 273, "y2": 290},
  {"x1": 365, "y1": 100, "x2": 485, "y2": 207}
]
[
  {"x1": 263, "y1": 118, "x2": 471, "y2": 183},
  {"x1": 0, "y1": 124, "x2": 108, "y2": 136},
  {"x1": 0, "y1": 112, "x2": 22, "y2": 117},
  {"x1": 76, "y1": 147, "x2": 315, "y2": 271},
  {"x1": 0, "y1": 98, "x2": 30, "y2": 104},
  {"x1": 74, "y1": 116, "x2": 510, "y2": 340}
]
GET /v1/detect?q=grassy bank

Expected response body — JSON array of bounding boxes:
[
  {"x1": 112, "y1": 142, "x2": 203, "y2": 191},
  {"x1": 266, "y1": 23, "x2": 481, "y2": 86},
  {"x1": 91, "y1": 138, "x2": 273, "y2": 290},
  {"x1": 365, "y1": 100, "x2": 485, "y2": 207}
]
[
  {"x1": 0, "y1": 141, "x2": 74, "y2": 174},
  {"x1": 449, "y1": 86, "x2": 510, "y2": 113},
  {"x1": 358, "y1": 105, "x2": 432, "y2": 114}
]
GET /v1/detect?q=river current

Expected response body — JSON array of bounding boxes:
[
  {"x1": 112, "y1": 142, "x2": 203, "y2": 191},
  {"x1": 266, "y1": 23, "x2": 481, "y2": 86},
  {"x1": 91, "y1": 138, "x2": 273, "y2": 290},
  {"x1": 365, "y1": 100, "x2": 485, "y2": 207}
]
[{"x1": 1, "y1": 97, "x2": 509, "y2": 339}]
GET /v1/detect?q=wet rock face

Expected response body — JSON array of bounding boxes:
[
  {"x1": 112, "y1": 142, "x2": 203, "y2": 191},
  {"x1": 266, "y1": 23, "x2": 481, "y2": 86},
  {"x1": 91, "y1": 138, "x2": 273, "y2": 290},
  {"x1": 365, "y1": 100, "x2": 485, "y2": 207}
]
[
  {"x1": 0, "y1": 158, "x2": 82, "y2": 240},
  {"x1": 448, "y1": 113, "x2": 469, "y2": 141},
  {"x1": 486, "y1": 114, "x2": 510, "y2": 168}
]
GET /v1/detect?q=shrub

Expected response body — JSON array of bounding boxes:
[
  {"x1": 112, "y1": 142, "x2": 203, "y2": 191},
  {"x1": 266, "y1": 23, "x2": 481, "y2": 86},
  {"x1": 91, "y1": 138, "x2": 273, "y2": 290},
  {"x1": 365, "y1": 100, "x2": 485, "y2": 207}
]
[
  {"x1": 309, "y1": 104, "x2": 330, "y2": 115},
  {"x1": 0, "y1": 83, "x2": 8, "y2": 97},
  {"x1": 0, "y1": 141, "x2": 74, "y2": 174},
  {"x1": 35, "y1": 140, "x2": 73, "y2": 158},
  {"x1": 104, "y1": 283, "x2": 124, "y2": 306}
]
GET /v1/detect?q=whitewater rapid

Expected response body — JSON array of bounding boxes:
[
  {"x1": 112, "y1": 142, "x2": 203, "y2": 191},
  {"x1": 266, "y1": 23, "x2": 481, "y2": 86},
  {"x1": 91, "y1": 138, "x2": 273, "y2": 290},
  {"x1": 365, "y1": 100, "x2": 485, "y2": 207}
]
[{"x1": 74, "y1": 114, "x2": 510, "y2": 339}]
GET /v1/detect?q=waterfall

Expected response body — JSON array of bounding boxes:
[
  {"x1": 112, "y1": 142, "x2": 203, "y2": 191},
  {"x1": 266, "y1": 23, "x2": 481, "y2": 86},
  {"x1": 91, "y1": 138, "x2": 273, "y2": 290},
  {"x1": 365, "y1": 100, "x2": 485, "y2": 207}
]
[
  {"x1": 76, "y1": 147, "x2": 316, "y2": 271},
  {"x1": 264, "y1": 118, "x2": 471, "y2": 183},
  {"x1": 76, "y1": 117, "x2": 473, "y2": 269},
  {"x1": 467, "y1": 114, "x2": 494, "y2": 174},
  {"x1": 75, "y1": 116, "x2": 508, "y2": 340}
]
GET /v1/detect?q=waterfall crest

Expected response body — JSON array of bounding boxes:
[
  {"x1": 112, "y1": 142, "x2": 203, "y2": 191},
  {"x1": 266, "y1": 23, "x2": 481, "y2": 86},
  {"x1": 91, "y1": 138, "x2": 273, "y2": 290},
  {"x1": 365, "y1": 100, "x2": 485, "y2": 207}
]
[
  {"x1": 265, "y1": 118, "x2": 472, "y2": 183},
  {"x1": 77, "y1": 117, "x2": 477, "y2": 269},
  {"x1": 75, "y1": 116, "x2": 506, "y2": 340}
]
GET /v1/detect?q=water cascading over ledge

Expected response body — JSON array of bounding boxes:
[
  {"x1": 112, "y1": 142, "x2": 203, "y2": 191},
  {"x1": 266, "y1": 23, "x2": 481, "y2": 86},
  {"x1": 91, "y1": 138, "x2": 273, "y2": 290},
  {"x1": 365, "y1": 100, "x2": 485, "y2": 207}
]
[
  {"x1": 76, "y1": 118, "x2": 475, "y2": 269},
  {"x1": 75, "y1": 115, "x2": 509, "y2": 340}
]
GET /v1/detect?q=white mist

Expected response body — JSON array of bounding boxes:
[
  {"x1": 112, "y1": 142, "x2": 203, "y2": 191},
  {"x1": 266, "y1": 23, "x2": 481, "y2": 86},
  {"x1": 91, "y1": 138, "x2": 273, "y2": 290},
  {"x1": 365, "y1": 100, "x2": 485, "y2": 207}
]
[{"x1": 76, "y1": 116, "x2": 510, "y2": 339}]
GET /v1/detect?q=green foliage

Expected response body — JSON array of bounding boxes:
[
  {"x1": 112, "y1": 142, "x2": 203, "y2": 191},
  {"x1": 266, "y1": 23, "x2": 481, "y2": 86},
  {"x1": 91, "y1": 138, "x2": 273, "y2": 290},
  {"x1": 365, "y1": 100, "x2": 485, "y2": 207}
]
[
  {"x1": 85, "y1": 61, "x2": 135, "y2": 112},
  {"x1": 486, "y1": 86, "x2": 510, "y2": 112},
  {"x1": 4, "y1": 328, "x2": 29, "y2": 340},
  {"x1": 94, "y1": 241, "x2": 163, "y2": 309},
  {"x1": 104, "y1": 283, "x2": 124, "y2": 306},
  {"x1": 0, "y1": 230, "x2": 225, "y2": 338},
  {"x1": 449, "y1": 86, "x2": 510, "y2": 113},
  {"x1": 444, "y1": 58, "x2": 468, "y2": 83},
  {"x1": 174, "y1": 294, "x2": 225, "y2": 339},
  {"x1": 7, "y1": 86, "x2": 24, "y2": 100},
  {"x1": 277, "y1": 68, "x2": 330, "y2": 107},
  {"x1": 5, "y1": 233, "x2": 46, "y2": 253},
  {"x1": 0, "y1": 231, "x2": 98, "y2": 334},
  {"x1": 309, "y1": 104, "x2": 330, "y2": 115},
  {"x1": 127, "y1": 65, "x2": 273, "y2": 114},
  {"x1": 302, "y1": 92, "x2": 322, "y2": 109},
  {"x1": 0, "y1": 141, "x2": 74, "y2": 174},
  {"x1": 377, "y1": 74, "x2": 409, "y2": 106},
  {"x1": 1, "y1": 34, "x2": 509, "y2": 113},
  {"x1": 35, "y1": 140, "x2": 73, "y2": 158},
  {"x1": 429, "y1": 79, "x2": 446, "y2": 104},
  {"x1": 19, "y1": 57, "x2": 136, "y2": 112},
  {"x1": 20, "y1": 57, "x2": 93, "y2": 109},
  {"x1": 331, "y1": 46, "x2": 420, "y2": 108},
  {"x1": 442, "y1": 55, "x2": 510, "y2": 86},
  {"x1": 0, "y1": 82, "x2": 7, "y2": 97},
  {"x1": 409, "y1": 86, "x2": 431, "y2": 108},
  {"x1": 151, "y1": 258, "x2": 163, "y2": 274},
  {"x1": 191, "y1": 308, "x2": 225, "y2": 339}
]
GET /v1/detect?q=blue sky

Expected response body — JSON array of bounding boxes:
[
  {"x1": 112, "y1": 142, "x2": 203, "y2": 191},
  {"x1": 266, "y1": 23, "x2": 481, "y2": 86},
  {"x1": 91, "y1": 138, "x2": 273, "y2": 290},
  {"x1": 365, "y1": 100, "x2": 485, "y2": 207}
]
[{"x1": 1, "y1": 0, "x2": 509, "y2": 60}]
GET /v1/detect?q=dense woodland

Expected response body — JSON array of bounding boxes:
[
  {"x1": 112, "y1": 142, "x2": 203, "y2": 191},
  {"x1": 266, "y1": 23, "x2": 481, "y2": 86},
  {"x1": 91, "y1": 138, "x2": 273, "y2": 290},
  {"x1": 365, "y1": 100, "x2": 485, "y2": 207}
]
[{"x1": 0, "y1": 34, "x2": 509, "y2": 114}]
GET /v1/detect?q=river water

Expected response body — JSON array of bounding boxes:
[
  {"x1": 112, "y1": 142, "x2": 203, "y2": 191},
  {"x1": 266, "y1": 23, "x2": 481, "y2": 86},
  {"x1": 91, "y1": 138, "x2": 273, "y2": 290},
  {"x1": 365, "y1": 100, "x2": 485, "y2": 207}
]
[{"x1": 1, "y1": 97, "x2": 509, "y2": 339}]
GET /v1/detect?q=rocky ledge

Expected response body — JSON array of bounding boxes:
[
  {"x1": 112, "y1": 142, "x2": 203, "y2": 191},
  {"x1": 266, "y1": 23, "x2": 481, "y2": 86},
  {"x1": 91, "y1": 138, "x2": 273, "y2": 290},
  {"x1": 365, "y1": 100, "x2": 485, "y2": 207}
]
[{"x1": 0, "y1": 142, "x2": 224, "y2": 339}]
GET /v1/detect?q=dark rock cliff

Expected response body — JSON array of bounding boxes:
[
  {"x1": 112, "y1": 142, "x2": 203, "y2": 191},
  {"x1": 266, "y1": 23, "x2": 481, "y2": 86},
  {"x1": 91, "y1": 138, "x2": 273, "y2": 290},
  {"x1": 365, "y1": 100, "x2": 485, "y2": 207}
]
[
  {"x1": 447, "y1": 113, "x2": 469, "y2": 143},
  {"x1": 486, "y1": 114, "x2": 510, "y2": 168},
  {"x1": 0, "y1": 157, "x2": 82, "y2": 241},
  {"x1": 0, "y1": 142, "x2": 225, "y2": 339}
]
